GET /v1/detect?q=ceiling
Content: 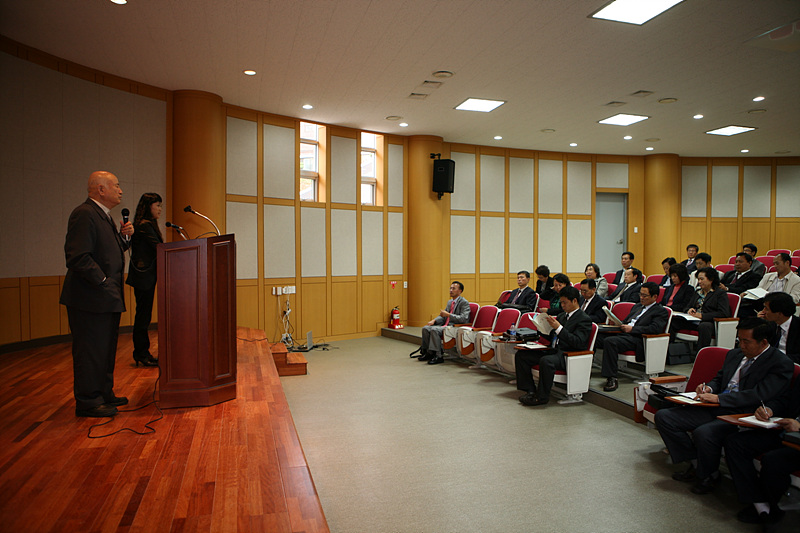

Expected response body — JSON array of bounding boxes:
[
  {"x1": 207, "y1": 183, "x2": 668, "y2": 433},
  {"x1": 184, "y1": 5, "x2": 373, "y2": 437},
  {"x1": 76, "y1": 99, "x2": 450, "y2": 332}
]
[{"x1": 2, "y1": 0, "x2": 799, "y2": 157}]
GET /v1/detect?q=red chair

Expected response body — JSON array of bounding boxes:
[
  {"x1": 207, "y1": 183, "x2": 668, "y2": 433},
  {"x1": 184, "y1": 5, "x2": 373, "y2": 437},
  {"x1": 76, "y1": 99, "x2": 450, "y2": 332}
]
[
  {"x1": 606, "y1": 283, "x2": 618, "y2": 295},
  {"x1": 756, "y1": 255, "x2": 773, "y2": 266},
  {"x1": 767, "y1": 249, "x2": 790, "y2": 256},
  {"x1": 496, "y1": 312, "x2": 537, "y2": 375},
  {"x1": 618, "y1": 308, "x2": 674, "y2": 377},
  {"x1": 658, "y1": 286, "x2": 666, "y2": 301},
  {"x1": 792, "y1": 257, "x2": 800, "y2": 269},
  {"x1": 793, "y1": 249, "x2": 800, "y2": 257},
  {"x1": 443, "y1": 302, "x2": 479, "y2": 350},
  {"x1": 456, "y1": 305, "x2": 498, "y2": 357},
  {"x1": 646, "y1": 274, "x2": 663, "y2": 284},
  {"x1": 531, "y1": 323, "x2": 600, "y2": 404},
  {"x1": 498, "y1": 290, "x2": 512, "y2": 303},
  {"x1": 603, "y1": 272, "x2": 617, "y2": 284},
  {"x1": 573, "y1": 282, "x2": 581, "y2": 289},
  {"x1": 608, "y1": 302, "x2": 635, "y2": 324},
  {"x1": 474, "y1": 308, "x2": 522, "y2": 369},
  {"x1": 716, "y1": 264, "x2": 735, "y2": 275},
  {"x1": 728, "y1": 255, "x2": 737, "y2": 265}
]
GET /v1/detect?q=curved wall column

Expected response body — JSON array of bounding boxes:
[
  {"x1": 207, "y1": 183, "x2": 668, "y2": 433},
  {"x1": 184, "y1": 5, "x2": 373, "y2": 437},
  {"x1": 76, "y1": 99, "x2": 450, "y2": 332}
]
[{"x1": 643, "y1": 153, "x2": 681, "y2": 275}]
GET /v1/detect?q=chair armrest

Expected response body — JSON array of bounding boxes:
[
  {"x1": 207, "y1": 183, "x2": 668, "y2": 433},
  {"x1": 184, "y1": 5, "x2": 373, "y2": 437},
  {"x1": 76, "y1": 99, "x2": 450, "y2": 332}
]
[
  {"x1": 564, "y1": 350, "x2": 592, "y2": 357},
  {"x1": 650, "y1": 375, "x2": 687, "y2": 384},
  {"x1": 490, "y1": 332, "x2": 505, "y2": 337},
  {"x1": 642, "y1": 333, "x2": 670, "y2": 339},
  {"x1": 455, "y1": 324, "x2": 473, "y2": 328},
  {"x1": 714, "y1": 317, "x2": 739, "y2": 322},
  {"x1": 472, "y1": 327, "x2": 492, "y2": 332},
  {"x1": 494, "y1": 339, "x2": 523, "y2": 343}
]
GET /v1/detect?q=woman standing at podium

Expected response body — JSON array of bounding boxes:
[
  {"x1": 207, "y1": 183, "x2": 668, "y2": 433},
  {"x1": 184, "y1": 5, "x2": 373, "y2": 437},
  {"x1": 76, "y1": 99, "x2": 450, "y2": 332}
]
[{"x1": 126, "y1": 192, "x2": 163, "y2": 367}]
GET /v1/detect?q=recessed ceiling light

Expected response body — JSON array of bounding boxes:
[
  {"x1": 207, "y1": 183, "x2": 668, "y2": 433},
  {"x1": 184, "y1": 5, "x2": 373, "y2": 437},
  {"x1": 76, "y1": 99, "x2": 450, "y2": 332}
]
[
  {"x1": 740, "y1": 149, "x2": 750, "y2": 153},
  {"x1": 302, "y1": 104, "x2": 313, "y2": 110},
  {"x1": 658, "y1": 97, "x2": 678, "y2": 104},
  {"x1": 541, "y1": 128, "x2": 556, "y2": 133},
  {"x1": 623, "y1": 135, "x2": 633, "y2": 140},
  {"x1": 646, "y1": 147, "x2": 655, "y2": 151},
  {"x1": 109, "y1": 0, "x2": 127, "y2": 4},
  {"x1": 432, "y1": 70, "x2": 454, "y2": 78},
  {"x1": 693, "y1": 114, "x2": 704, "y2": 119},
  {"x1": 455, "y1": 98, "x2": 505, "y2": 112},
  {"x1": 385, "y1": 116, "x2": 402, "y2": 121},
  {"x1": 598, "y1": 113, "x2": 649, "y2": 126},
  {"x1": 569, "y1": 143, "x2": 578, "y2": 147},
  {"x1": 493, "y1": 136, "x2": 503, "y2": 140},
  {"x1": 753, "y1": 96, "x2": 765, "y2": 102},
  {"x1": 243, "y1": 70, "x2": 257, "y2": 76},
  {"x1": 590, "y1": 0, "x2": 684, "y2": 25},
  {"x1": 748, "y1": 108, "x2": 767, "y2": 114},
  {"x1": 706, "y1": 125, "x2": 756, "y2": 136},
  {"x1": 398, "y1": 123, "x2": 409, "y2": 127}
]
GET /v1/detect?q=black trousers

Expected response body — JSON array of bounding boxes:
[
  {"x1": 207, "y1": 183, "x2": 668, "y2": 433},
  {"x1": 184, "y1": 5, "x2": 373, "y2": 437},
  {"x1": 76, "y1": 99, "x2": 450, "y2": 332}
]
[
  {"x1": 724, "y1": 428, "x2": 800, "y2": 505},
  {"x1": 515, "y1": 349, "x2": 565, "y2": 400},
  {"x1": 132, "y1": 286, "x2": 156, "y2": 357},
  {"x1": 67, "y1": 307, "x2": 121, "y2": 411},
  {"x1": 600, "y1": 334, "x2": 642, "y2": 378},
  {"x1": 669, "y1": 317, "x2": 715, "y2": 352}
]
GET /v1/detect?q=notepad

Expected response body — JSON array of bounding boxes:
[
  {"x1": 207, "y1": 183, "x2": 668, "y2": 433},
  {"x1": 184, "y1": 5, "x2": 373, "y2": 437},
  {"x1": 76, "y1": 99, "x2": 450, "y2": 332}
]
[{"x1": 738, "y1": 415, "x2": 780, "y2": 429}]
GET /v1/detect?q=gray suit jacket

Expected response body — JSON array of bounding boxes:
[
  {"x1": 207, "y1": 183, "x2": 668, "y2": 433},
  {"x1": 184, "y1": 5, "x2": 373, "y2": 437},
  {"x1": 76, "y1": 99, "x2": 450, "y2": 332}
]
[{"x1": 433, "y1": 296, "x2": 471, "y2": 326}]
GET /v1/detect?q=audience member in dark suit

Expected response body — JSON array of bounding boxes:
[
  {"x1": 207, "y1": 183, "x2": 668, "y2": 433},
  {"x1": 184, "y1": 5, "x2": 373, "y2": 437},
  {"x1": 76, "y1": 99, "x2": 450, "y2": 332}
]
[
  {"x1": 743, "y1": 243, "x2": 767, "y2": 278},
  {"x1": 606, "y1": 268, "x2": 642, "y2": 304},
  {"x1": 578, "y1": 279, "x2": 608, "y2": 324},
  {"x1": 418, "y1": 281, "x2": 471, "y2": 365},
  {"x1": 516, "y1": 286, "x2": 592, "y2": 406},
  {"x1": 759, "y1": 291, "x2": 800, "y2": 364},
  {"x1": 681, "y1": 244, "x2": 700, "y2": 274},
  {"x1": 584, "y1": 263, "x2": 608, "y2": 298},
  {"x1": 720, "y1": 252, "x2": 762, "y2": 295},
  {"x1": 660, "y1": 263, "x2": 693, "y2": 311},
  {"x1": 597, "y1": 282, "x2": 669, "y2": 391},
  {"x1": 539, "y1": 273, "x2": 570, "y2": 316},
  {"x1": 669, "y1": 267, "x2": 731, "y2": 352},
  {"x1": 497, "y1": 270, "x2": 538, "y2": 313},
  {"x1": 534, "y1": 264, "x2": 556, "y2": 302},
  {"x1": 688, "y1": 252, "x2": 712, "y2": 288},
  {"x1": 60, "y1": 171, "x2": 133, "y2": 417},
  {"x1": 125, "y1": 192, "x2": 163, "y2": 367},
  {"x1": 658, "y1": 257, "x2": 677, "y2": 287},
  {"x1": 612, "y1": 251, "x2": 644, "y2": 284},
  {"x1": 656, "y1": 318, "x2": 793, "y2": 495},
  {"x1": 723, "y1": 365, "x2": 800, "y2": 526}
]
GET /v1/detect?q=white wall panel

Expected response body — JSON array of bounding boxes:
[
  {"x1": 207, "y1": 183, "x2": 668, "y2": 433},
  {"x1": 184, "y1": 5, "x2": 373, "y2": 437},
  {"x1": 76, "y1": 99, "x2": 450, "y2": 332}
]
[
  {"x1": 264, "y1": 204, "x2": 296, "y2": 278},
  {"x1": 567, "y1": 220, "x2": 592, "y2": 272},
  {"x1": 330, "y1": 209, "x2": 357, "y2": 276},
  {"x1": 330, "y1": 136, "x2": 356, "y2": 204},
  {"x1": 361, "y1": 211, "x2": 383, "y2": 276},
  {"x1": 538, "y1": 219, "x2": 562, "y2": 272},
  {"x1": 226, "y1": 117, "x2": 257, "y2": 196},
  {"x1": 480, "y1": 155, "x2": 505, "y2": 212},
  {"x1": 711, "y1": 166, "x2": 739, "y2": 218},
  {"x1": 226, "y1": 202, "x2": 258, "y2": 279},
  {"x1": 776, "y1": 165, "x2": 800, "y2": 218},
  {"x1": 388, "y1": 212, "x2": 403, "y2": 276},
  {"x1": 508, "y1": 218, "x2": 534, "y2": 273},
  {"x1": 98, "y1": 88, "x2": 136, "y2": 181},
  {"x1": 596, "y1": 163, "x2": 628, "y2": 188},
  {"x1": 742, "y1": 166, "x2": 771, "y2": 218},
  {"x1": 263, "y1": 123, "x2": 296, "y2": 199},
  {"x1": 388, "y1": 143, "x2": 404, "y2": 207},
  {"x1": 508, "y1": 157, "x2": 534, "y2": 213},
  {"x1": 480, "y1": 216, "x2": 505, "y2": 273},
  {"x1": 450, "y1": 152, "x2": 475, "y2": 210},
  {"x1": 682, "y1": 166, "x2": 707, "y2": 217},
  {"x1": 538, "y1": 159, "x2": 563, "y2": 214},
  {"x1": 450, "y1": 215, "x2": 475, "y2": 273},
  {"x1": 301, "y1": 207, "x2": 326, "y2": 277},
  {"x1": 567, "y1": 161, "x2": 591, "y2": 215}
]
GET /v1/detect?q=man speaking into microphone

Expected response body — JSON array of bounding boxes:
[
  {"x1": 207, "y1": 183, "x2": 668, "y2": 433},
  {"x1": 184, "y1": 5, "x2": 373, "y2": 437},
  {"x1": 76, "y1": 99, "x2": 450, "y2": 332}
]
[{"x1": 60, "y1": 171, "x2": 133, "y2": 417}]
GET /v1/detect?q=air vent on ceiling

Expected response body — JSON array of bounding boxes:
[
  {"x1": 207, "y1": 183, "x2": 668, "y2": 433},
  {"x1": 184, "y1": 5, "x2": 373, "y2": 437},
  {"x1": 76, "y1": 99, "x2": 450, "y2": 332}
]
[
  {"x1": 604, "y1": 101, "x2": 627, "y2": 107},
  {"x1": 420, "y1": 81, "x2": 443, "y2": 89},
  {"x1": 630, "y1": 90, "x2": 654, "y2": 97},
  {"x1": 408, "y1": 93, "x2": 429, "y2": 99}
]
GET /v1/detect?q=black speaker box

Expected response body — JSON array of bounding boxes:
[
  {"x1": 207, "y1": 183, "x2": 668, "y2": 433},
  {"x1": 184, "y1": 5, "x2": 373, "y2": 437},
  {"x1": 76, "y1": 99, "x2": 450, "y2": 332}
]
[{"x1": 432, "y1": 159, "x2": 455, "y2": 194}]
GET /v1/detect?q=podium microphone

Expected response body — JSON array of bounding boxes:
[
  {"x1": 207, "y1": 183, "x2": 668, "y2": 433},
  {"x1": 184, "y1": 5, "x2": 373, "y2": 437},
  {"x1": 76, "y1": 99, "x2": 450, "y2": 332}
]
[
  {"x1": 121, "y1": 208, "x2": 130, "y2": 242},
  {"x1": 183, "y1": 205, "x2": 221, "y2": 236},
  {"x1": 165, "y1": 221, "x2": 188, "y2": 240}
]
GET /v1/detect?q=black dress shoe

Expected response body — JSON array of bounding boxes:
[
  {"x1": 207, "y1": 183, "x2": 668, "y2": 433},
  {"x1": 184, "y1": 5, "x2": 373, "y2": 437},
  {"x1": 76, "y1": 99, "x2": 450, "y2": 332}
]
[
  {"x1": 690, "y1": 476, "x2": 718, "y2": 494},
  {"x1": 671, "y1": 465, "x2": 696, "y2": 482},
  {"x1": 133, "y1": 353, "x2": 158, "y2": 367},
  {"x1": 603, "y1": 377, "x2": 619, "y2": 392},
  {"x1": 105, "y1": 396, "x2": 128, "y2": 407},
  {"x1": 427, "y1": 355, "x2": 445, "y2": 364},
  {"x1": 418, "y1": 353, "x2": 433, "y2": 361},
  {"x1": 520, "y1": 395, "x2": 549, "y2": 406},
  {"x1": 76, "y1": 404, "x2": 118, "y2": 418},
  {"x1": 736, "y1": 505, "x2": 765, "y2": 524}
]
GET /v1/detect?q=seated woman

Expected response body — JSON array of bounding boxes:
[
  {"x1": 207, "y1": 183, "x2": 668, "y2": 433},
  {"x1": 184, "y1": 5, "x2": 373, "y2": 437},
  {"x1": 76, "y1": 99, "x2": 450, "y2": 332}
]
[
  {"x1": 538, "y1": 273, "x2": 571, "y2": 315},
  {"x1": 534, "y1": 264, "x2": 556, "y2": 302},
  {"x1": 669, "y1": 266, "x2": 731, "y2": 352},
  {"x1": 659, "y1": 257, "x2": 677, "y2": 287},
  {"x1": 661, "y1": 263, "x2": 693, "y2": 311},
  {"x1": 584, "y1": 262, "x2": 608, "y2": 298}
]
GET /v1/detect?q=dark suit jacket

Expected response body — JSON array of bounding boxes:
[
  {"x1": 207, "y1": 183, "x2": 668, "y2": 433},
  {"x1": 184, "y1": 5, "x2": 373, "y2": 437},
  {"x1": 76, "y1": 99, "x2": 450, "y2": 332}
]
[
  {"x1": 721, "y1": 269, "x2": 762, "y2": 294},
  {"x1": 498, "y1": 286, "x2": 537, "y2": 313},
  {"x1": 681, "y1": 258, "x2": 698, "y2": 274},
  {"x1": 60, "y1": 199, "x2": 129, "y2": 313},
  {"x1": 707, "y1": 346, "x2": 793, "y2": 410},
  {"x1": 687, "y1": 288, "x2": 731, "y2": 322},
  {"x1": 613, "y1": 269, "x2": 644, "y2": 284},
  {"x1": 771, "y1": 316, "x2": 800, "y2": 365},
  {"x1": 126, "y1": 219, "x2": 163, "y2": 290},
  {"x1": 623, "y1": 303, "x2": 670, "y2": 336},
  {"x1": 580, "y1": 295, "x2": 608, "y2": 324},
  {"x1": 535, "y1": 277, "x2": 556, "y2": 302},
  {"x1": 607, "y1": 282, "x2": 642, "y2": 303},
  {"x1": 549, "y1": 309, "x2": 593, "y2": 356},
  {"x1": 751, "y1": 259, "x2": 767, "y2": 278},
  {"x1": 661, "y1": 282, "x2": 694, "y2": 312}
]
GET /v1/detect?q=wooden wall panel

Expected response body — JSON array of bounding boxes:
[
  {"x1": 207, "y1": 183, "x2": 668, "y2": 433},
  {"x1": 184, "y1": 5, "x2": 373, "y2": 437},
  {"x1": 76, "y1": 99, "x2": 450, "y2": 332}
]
[
  {"x1": 331, "y1": 280, "x2": 358, "y2": 335},
  {"x1": 28, "y1": 278, "x2": 61, "y2": 340},
  {"x1": 479, "y1": 276, "x2": 506, "y2": 305},
  {"x1": 742, "y1": 220, "x2": 771, "y2": 251},
  {"x1": 709, "y1": 221, "x2": 738, "y2": 265},
  {"x1": 0, "y1": 280, "x2": 22, "y2": 344},
  {"x1": 236, "y1": 282, "x2": 259, "y2": 329},
  {"x1": 680, "y1": 219, "x2": 708, "y2": 258},
  {"x1": 300, "y1": 281, "x2": 327, "y2": 339},
  {"x1": 775, "y1": 220, "x2": 800, "y2": 250},
  {"x1": 361, "y1": 280, "x2": 386, "y2": 332},
  {"x1": 263, "y1": 283, "x2": 297, "y2": 343}
]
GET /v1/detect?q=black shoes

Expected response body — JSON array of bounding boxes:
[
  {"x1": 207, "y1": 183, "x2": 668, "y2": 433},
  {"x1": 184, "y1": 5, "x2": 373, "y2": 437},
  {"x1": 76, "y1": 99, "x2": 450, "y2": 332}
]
[
  {"x1": 427, "y1": 356, "x2": 445, "y2": 365},
  {"x1": 418, "y1": 352, "x2": 433, "y2": 361},
  {"x1": 671, "y1": 465, "x2": 696, "y2": 482},
  {"x1": 690, "y1": 474, "x2": 719, "y2": 494},
  {"x1": 105, "y1": 396, "x2": 128, "y2": 407},
  {"x1": 76, "y1": 404, "x2": 118, "y2": 417},
  {"x1": 519, "y1": 393, "x2": 549, "y2": 406},
  {"x1": 603, "y1": 377, "x2": 619, "y2": 392},
  {"x1": 134, "y1": 353, "x2": 158, "y2": 367}
]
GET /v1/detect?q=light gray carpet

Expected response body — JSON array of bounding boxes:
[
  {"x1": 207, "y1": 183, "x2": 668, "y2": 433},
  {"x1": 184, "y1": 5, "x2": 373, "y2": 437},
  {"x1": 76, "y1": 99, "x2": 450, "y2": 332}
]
[{"x1": 281, "y1": 336, "x2": 795, "y2": 533}]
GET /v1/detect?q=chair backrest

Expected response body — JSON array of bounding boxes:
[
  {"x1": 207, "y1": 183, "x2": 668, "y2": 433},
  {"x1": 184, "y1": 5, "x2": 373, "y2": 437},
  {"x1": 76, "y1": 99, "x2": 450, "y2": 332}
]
[
  {"x1": 768, "y1": 249, "x2": 790, "y2": 256},
  {"x1": 517, "y1": 312, "x2": 537, "y2": 330},
  {"x1": 663, "y1": 306, "x2": 674, "y2": 333},
  {"x1": 768, "y1": 265, "x2": 777, "y2": 273},
  {"x1": 686, "y1": 346, "x2": 729, "y2": 392},
  {"x1": 716, "y1": 264, "x2": 734, "y2": 275},
  {"x1": 793, "y1": 249, "x2": 800, "y2": 257},
  {"x1": 467, "y1": 302, "x2": 480, "y2": 325},
  {"x1": 646, "y1": 274, "x2": 663, "y2": 284},
  {"x1": 492, "y1": 308, "x2": 521, "y2": 333},
  {"x1": 498, "y1": 290, "x2": 512, "y2": 303},
  {"x1": 792, "y1": 256, "x2": 800, "y2": 268},
  {"x1": 792, "y1": 363, "x2": 800, "y2": 386},
  {"x1": 472, "y1": 305, "x2": 498, "y2": 328},
  {"x1": 586, "y1": 323, "x2": 599, "y2": 351},
  {"x1": 728, "y1": 292, "x2": 742, "y2": 318},
  {"x1": 728, "y1": 255, "x2": 737, "y2": 265},
  {"x1": 606, "y1": 283, "x2": 618, "y2": 294},
  {"x1": 609, "y1": 301, "x2": 635, "y2": 323},
  {"x1": 603, "y1": 272, "x2": 617, "y2": 284},
  {"x1": 573, "y1": 282, "x2": 581, "y2": 289},
  {"x1": 756, "y1": 255, "x2": 772, "y2": 266},
  {"x1": 658, "y1": 286, "x2": 666, "y2": 301}
]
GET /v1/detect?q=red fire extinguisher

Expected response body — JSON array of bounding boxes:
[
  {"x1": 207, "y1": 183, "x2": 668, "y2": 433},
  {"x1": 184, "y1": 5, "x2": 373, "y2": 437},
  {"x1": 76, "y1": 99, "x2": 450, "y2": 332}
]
[{"x1": 389, "y1": 306, "x2": 404, "y2": 329}]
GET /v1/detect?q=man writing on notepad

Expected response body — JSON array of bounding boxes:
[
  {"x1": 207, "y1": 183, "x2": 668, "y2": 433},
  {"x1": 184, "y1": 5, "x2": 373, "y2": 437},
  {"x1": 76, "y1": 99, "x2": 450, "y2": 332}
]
[{"x1": 655, "y1": 318, "x2": 793, "y2": 495}]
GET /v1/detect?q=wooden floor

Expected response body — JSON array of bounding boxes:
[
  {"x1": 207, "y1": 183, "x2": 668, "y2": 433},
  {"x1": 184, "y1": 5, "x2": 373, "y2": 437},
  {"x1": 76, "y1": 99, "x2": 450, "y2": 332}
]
[{"x1": 0, "y1": 328, "x2": 328, "y2": 533}]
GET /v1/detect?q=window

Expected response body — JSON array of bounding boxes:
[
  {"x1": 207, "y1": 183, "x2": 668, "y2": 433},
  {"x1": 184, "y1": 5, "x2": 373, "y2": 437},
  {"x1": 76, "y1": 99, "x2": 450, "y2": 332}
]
[
  {"x1": 361, "y1": 132, "x2": 377, "y2": 205},
  {"x1": 300, "y1": 122, "x2": 320, "y2": 201}
]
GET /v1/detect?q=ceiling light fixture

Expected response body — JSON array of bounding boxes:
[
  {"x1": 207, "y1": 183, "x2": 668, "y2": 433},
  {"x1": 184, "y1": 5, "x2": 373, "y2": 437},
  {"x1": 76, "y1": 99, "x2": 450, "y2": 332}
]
[
  {"x1": 753, "y1": 96, "x2": 765, "y2": 102},
  {"x1": 302, "y1": 104, "x2": 313, "y2": 110},
  {"x1": 598, "y1": 113, "x2": 649, "y2": 126},
  {"x1": 658, "y1": 97, "x2": 678, "y2": 104},
  {"x1": 569, "y1": 143, "x2": 578, "y2": 147},
  {"x1": 693, "y1": 114, "x2": 704, "y2": 119},
  {"x1": 590, "y1": 0, "x2": 684, "y2": 25},
  {"x1": 455, "y1": 98, "x2": 505, "y2": 112},
  {"x1": 748, "y1": 108, "x2": 767, "y2": 114},
  {"x1": 432, "y1": 70, "x2": 454, "y2": 78},
  {"x1": 109, "y1": 0, "x2": 127, "y2": 4},
  {"x1": 740, "y1": 149, "x2": 750, "y2": 153},
  {"x1": 385, "y1": 116, "x2": 402, "y2": 121},
  {"x1": 706, "y1": 125, "x2": 756, "y2": 136},
  {"x1": 243, "y1": 70, "x2": 257, "y2": 76},
  {"x1": 623, "y1": 135, "x2": 632, "y2": 140},
  {"x1": 646, "y1": 147, "x2": 654, "y2": 151},
  {"x1": 494, "y1": 136, "x2": 503, "y2": 140},
  {"x1": 398, "y1": 123, "x2": 409, "y2": 127},
  {"x1": 541, "y1": 128, "x2": 556, "y2": 133}
]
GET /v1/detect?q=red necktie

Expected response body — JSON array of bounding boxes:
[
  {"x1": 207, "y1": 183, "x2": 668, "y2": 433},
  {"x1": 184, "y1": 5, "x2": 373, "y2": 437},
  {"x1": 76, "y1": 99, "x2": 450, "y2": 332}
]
[{"x1": 444, "y1": 300, "x2": 455, "y2": 326}]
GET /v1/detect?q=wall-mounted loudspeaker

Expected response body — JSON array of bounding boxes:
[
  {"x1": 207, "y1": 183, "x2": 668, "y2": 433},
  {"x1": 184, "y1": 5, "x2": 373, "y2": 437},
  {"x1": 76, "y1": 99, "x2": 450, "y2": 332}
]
[{"x1": 432, "y1": 159, "x2": 455, "y2": 196}]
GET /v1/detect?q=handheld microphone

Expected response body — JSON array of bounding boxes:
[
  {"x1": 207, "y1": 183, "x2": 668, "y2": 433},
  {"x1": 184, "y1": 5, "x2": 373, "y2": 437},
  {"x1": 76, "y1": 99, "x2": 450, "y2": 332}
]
[{"x1": 121, "y1": 208, "x2": 130, "y2": 241}]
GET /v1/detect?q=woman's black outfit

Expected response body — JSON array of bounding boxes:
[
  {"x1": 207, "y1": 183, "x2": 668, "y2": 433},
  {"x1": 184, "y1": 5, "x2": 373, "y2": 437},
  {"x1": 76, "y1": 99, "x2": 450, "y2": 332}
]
[{"x1": 126, "y1": 219, "x2": 162, "y2": 366}]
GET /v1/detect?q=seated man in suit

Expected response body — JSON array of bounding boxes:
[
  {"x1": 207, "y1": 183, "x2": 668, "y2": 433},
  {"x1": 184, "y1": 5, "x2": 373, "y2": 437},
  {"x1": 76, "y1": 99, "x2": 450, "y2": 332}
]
[
  {"x1": 661, "y1": 263, "x2": 693, "y2": 311},
  {"x1": 670, "y1": 266, "x2": 731, "y2": 353},
  {"x1": 418, "y1": 281, "x2": 471, "y2": 365},
  {"x1": 606, "y1": 268, "x2": 642, "y2": 304},
  {"x1": 743, "y1": 243, "x2": 767, "y2": 278},
  {"x1": 597, "y1": 282, "x2": 669, "y2": 391},
  {"x1": 658, "y1": 257, "x2": 677, "y2": 287},
  {"x1": 688, "y1": 252, "x2": 712, "y2": 288},
  {"x1": 515, "y1": 286, "x2": 592, "y2": 406},
  {"x1": 740, "y1": 253, "x2": 800, "y2": 317},
  {"x1": 612, "y1": 251, "x2": 643, "y2": 284},
  {"x1": 759, "y1": 291, "x2": 800, "y2": 363},
  {"x1": 720, "y1": 252, "x2": 762, "y2": 294},
  {"x1": 681, "y1": 244, "x2": 700, "y2": 274},
  {"x1": 723, "y1": 364, "x2": 800, "y2": 526},
  {"x1": 656, "y1": 318, "x2": 793, "y2": 495},
  {"x1": 534, "y1": 264, "x2": 556, "y2": 302},
  {"x1": 578, "y1": 279, "x2": 607, "y2": 323},
  {"x1": 497, "y1": 270, "x2": 537, "y2": 313}
]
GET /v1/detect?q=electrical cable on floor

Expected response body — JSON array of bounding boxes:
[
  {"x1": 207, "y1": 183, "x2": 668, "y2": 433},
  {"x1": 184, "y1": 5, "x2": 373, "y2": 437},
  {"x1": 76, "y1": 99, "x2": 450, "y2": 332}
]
[{"x1": 87, "y1": 365, "x2": 164, "y2": 438}]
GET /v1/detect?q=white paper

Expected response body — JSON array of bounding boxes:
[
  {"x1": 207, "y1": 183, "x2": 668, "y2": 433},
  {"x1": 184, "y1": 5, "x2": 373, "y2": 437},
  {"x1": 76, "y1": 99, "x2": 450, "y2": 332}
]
[
  {"x1": 742, "y1": 287, "x2": 768, "y2": 300},
  {"x1": 738, "y1": 415, "x2": 781, "y2": 429},
  {"x1": 603, "y1": 306, "x2": 623, "y2": 326},
  {"x1": 672, "y1": 311, "x2": 702, "y2": 322},
  {"x1": 533, "y1": 312, "x2": 553, "y2": 335}
]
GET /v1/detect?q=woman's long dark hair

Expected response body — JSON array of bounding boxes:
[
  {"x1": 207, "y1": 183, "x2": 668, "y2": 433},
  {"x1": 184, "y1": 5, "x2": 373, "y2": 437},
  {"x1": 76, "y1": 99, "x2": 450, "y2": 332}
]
[{"x1": 133, "y1": 192, "x2": 163, "y2": 241}]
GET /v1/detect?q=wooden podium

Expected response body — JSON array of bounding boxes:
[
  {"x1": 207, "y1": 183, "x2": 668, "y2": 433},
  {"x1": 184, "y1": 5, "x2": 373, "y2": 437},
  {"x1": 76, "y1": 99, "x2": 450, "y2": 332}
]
[{"x1": 157, "y1": 234, "x2": 237, "y2": 408}]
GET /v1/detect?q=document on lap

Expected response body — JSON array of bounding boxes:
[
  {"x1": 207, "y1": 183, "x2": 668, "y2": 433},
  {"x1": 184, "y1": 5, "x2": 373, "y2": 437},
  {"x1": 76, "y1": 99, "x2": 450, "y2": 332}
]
[
  {"x1": 602, "y1": 307, "x2": 623, "y2": 326},
  {"x1": 533, "y1": 312, "x2": 553, "y2": 334},
  {"x1": 737, "y1": 415, "x2": 781, "y2": 429},
  {"x1": 671, "y1": 311, "x2": 702, "y2": 322}
]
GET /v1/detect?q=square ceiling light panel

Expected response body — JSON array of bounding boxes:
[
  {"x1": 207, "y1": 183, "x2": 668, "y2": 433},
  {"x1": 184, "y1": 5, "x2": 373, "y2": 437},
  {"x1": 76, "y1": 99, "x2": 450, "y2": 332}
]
[
  {"x1": 705, "y1": 125, "x2": 757, "y2": 136},
  {"x1": 598, "y1": 113, "x2": 649, "y2": 126},
  {"x1": 591, "y1": 0, "x2": 684, "y2": 25},
  {"x1": 455, "y1": 98, "x2": 506, "y2": 112}
]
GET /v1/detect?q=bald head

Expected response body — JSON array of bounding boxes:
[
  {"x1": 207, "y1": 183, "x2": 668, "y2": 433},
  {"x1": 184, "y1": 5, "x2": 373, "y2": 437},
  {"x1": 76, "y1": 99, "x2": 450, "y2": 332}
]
[{"x1": 88, "y1": 171, "x2": 123, "y2": 209}]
